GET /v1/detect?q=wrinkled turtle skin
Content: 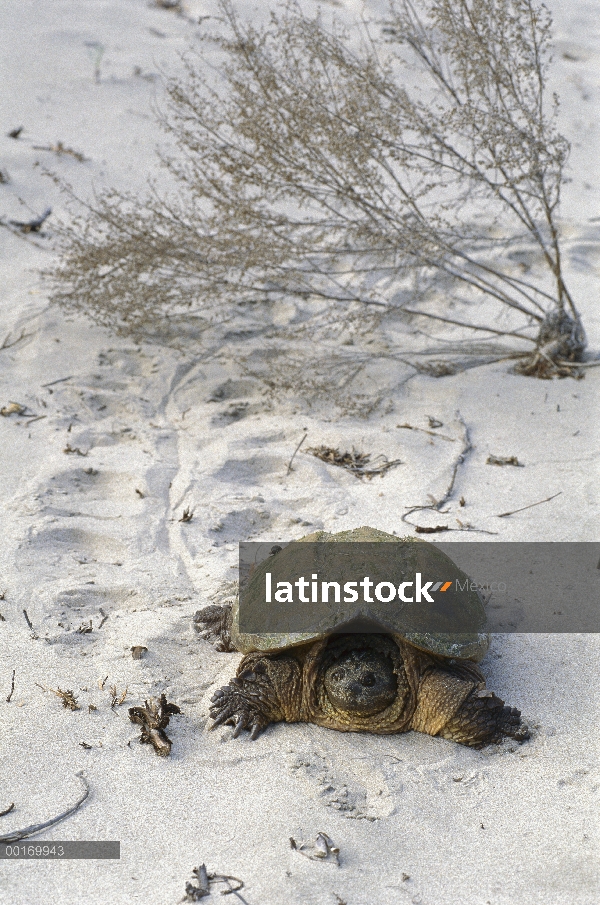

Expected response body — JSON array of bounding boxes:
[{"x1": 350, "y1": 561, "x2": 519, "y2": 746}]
[{"x1": 194, "y1": 528, "x2": 529, "y2": 748}]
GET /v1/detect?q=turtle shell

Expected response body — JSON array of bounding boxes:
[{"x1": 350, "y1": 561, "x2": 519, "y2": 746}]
[{"x1": 233, "y1": 526, "x2": 489, "y2": 662}]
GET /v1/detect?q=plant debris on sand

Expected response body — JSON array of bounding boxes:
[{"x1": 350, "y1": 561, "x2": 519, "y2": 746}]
[
  {"x1": 183, "y1": 863, "x2": 246, "y2": 901},
  {"x1": 128, "y1": 694, "x2": 181, "y2": 756},
  {"x1": 307, "y1": 445, "x2": 401, "y2": 479}
]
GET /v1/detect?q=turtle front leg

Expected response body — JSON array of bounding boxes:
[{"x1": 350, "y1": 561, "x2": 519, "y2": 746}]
[
  {"x1": 411, "y1": 667, "x2": 529, "y2": 748},
  {"x1": 439, "y1": 687, "x2": 529, "y2": 748},
  {"x1": 209, "y1": 653, "x2": 303, "y2": 740}
]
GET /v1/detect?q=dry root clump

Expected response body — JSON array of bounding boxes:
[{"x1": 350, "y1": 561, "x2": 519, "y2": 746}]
[
  {"x1": 128, "y1": 694, "x2": 181, "y2": 756},
  {"x1": 514, "y1": 312, "x2": 586, "y2": 378}
]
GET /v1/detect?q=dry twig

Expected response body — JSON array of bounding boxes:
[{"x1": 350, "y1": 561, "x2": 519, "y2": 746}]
[
  {"x1": 402, "y1": 414, "x2": 472, "y2": 532},
  {"x1": 108, "y1": 685, "x2": 128, "y2": 708},
  {"x1": 286, "y1": 431, "x2": 308, "y2": 475},
  {"x1": 396, "y1": 423, "x2": 455, "y2": 442},
  {"x1": 497, "y1": 491, "x2": 562, "y2": 518},
  {"x1": 8, "y1": 207, "x2": 51, "y2": 233},
  {"x1": 0, "y1": 773, "x2": 89, "y2": 844},
  {"x1": 6, "y1": 669, "x2": 15, "y2": 703},
  {"x1": 41, "y1": 375, "x2": 74, "y2": 388},
  {"x1": 1, "y1": 330, "x2": 32, "y2": 352},
  {"x1": 32, "y1": 142, "x2": 87, "y2": 162}
]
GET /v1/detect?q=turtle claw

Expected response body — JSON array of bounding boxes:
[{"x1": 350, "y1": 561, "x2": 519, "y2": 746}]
[
  {"x1": 232, "y1": 716, "x2": 246, "y2": 738},
  {"x1": 208, "y1": 677, "x2": 270, "y2": 739},
  {"x1": 210, "y1": 708, "x2": 233, "y2": 729}
]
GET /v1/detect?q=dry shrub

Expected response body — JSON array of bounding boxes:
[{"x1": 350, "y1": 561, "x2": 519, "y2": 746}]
[{"x1": 50, "y1": 0, "x2": 586, "y2": 377}]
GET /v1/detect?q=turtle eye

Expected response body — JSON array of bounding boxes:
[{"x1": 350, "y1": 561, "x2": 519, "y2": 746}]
[
  {"x1": 361, "y1": 672, "x2": 376, "y2": 687},
  {"x1": 331, "y1": 668, "x2": 345, "y2": 682}
]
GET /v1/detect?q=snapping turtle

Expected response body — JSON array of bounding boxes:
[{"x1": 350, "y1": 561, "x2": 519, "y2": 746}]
[{"x1": 194, "y1": 528, "x2": 529, "y2": 748}]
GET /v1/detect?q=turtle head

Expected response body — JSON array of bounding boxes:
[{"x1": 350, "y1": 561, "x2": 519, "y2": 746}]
[{"x1": 323, "y1": 645, "x2": 397, "y2": 716}]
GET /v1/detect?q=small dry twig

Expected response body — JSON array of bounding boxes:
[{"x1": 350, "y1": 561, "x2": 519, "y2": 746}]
[
  {"x1": 0, "y1": 803, "x2": 15, "y2": 817},
  {"x1": 108, "y1": 684, "x2": 128, "y2": 708},
  {"x1": 396, "y1": 423, "x2": 455, "y2": 442},
  {"x1": 22, "y1": 609, "x2": 34, "y2": 630},
  {"x1": 497, "y1": 491, "x2": 562, "y2": 518},
  {"x1": 8, "y1": 207, "x2": 51, "y2": 233},
  {"x1": 41, "y1": 375, "x2": 74, "y2": 388},
  {"x1": 77, "y1": 620, "x2": 93, "y2": 634},
  {"x1": 1, "y1": 330, "x2": 32, "y2": 352},
  {"x1": 128, "y1": 694, "x2": 181, "y2": 756},
  {"x1": 6, "y1": 669, "x2": 15, "y2": 703},
  {"x1": 286, "y1": 431, "x2": 308, "y2": 476},
  {"x1": 179, "y1": 507, "x2": 194, "y2": 523},
  {"x1": 32, "y1": 142, "x2": 87, "y2": 162},
  {"x1": 98, "y1": 608, "x2": 109, "y2": 628},
  {"x1": 0, "y1": 772, "x2": 89, "y2": 844}
]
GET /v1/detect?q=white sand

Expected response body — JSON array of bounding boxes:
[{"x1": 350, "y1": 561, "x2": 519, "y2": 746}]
[{"x1": 0, "y1": 2, "x2": 598, "y2": 903}]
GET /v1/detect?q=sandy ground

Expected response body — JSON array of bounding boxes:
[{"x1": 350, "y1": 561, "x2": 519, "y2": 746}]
[{"x1": 0, "y1": 2, "x2": 598, "y2": 903}]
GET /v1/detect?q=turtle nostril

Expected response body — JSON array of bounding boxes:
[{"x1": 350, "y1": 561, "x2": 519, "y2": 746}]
[{"x1": 361, "y1": 672, "x2": 376, "y2": 687}]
